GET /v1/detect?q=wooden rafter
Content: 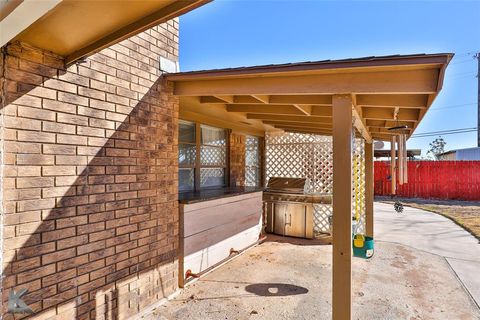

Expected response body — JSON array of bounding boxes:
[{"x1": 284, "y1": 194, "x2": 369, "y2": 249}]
[
  {"x1": 362, "y1": 107, "x2": 419, "y2": 121},
  {"x1": 352, "y1": 95, "x2": 373, "y2": 143},
  {"x1": 213, "y1": 95, "x2": 234, "y2": 103},
  {"x1": 293, "y1": 104, "x2": 312, "y2": 116},
  {"x1": 251, "y1": 95, "x2": 270, "y2": 104},
  {"x1": 262, "y1": 120, "x2": 332, "y2": 128},
  {"x1": 246, "y1": 114, "x2": 331, "y2": 123},
  {"x1": 227, "y1": 105, "x2": 303, "y2": 115},
  {"x1": 357, "y1": 94, "x2": 428, "y2": 108}
]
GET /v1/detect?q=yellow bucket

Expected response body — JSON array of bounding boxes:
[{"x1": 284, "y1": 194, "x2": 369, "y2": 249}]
[{"x1": 353, "y1": 234, "x2": 365, "y2": 248}]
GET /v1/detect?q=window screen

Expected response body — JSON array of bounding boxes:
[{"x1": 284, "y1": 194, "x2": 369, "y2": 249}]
[
  {"x1": 178, "y1": 121, "x2": 227, "y2": 191},
  {"x1": 245, "y1": 136, "x2": 261, "y2": 187},
  {"x1": 200, "y1": 125, "x2": 227, "y2": 188},
  {"x1": 179, "y1": 120, "x2": 196, "y2": 191}
]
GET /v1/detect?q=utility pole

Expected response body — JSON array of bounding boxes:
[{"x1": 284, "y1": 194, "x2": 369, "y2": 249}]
[{"x1": 477, "y1": 52, "x2": 480, "y2": 147}]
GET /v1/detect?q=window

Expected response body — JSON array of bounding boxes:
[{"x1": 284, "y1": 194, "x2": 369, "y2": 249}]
[
  {"x1": 245, "y1": 136, "x2": 261, "y2": 187},
  {"x1": 179, "y1": 120, "x2": 196, "y2": 192},
  {"x1": 200, "y1": 125, "x2": 227, "y2": 188},
  {"x1": 178, "y1": 121, "x2": 227, "y2": 191}
]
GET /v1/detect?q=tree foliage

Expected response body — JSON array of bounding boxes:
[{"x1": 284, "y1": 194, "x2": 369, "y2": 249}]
[{"x1": 426, "y1": 136, "x2": 447, "y2": 160}]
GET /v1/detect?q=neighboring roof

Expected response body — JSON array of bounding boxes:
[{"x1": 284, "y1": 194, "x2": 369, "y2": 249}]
[
  {"x1": 166, "y1": 53, "x2": 453, "y2": 142},
  {"x1": 438, "y1": 147, "x2": 480, "y2": 156},
  {"x1": 374, "y1": 149, "x2": 421, "y2": 158},
  {"x1": 439, "y1": 146, "x2": 480, "y2": 154},
  {"x1": 0, "y1": 0, "x2": 211, "y2": 64}
]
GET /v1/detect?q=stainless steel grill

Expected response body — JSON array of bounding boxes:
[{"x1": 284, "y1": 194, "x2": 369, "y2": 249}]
[{"x1": 263, "y1": 177, "x2": 332, "y2": 239}]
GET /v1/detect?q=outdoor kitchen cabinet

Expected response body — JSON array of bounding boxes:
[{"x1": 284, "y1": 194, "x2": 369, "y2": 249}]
[{"x1": 268, "y1": 202, "x2": 314, "y2": 238}]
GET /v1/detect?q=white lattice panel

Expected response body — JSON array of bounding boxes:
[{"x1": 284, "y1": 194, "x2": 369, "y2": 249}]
[
  {"x1": 266, "y1": 132, "x2": 333, "y2": 235},
  {"x1": 265, "y1": 132, "x2": 366, "y2": 236}
]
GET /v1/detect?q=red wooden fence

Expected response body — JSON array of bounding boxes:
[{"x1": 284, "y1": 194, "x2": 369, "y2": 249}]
[{"x1": 374, "y1": 161, "x2": 480, "y2": 201}]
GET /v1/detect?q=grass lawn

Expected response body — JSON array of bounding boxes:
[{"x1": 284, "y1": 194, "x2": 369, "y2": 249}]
[{"x1": 378, "y1": 197, "x2": 480, "y2": 241}]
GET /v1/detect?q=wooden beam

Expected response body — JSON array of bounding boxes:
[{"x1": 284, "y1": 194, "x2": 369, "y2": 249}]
[
  {"x1": 226, "y1": 104, "x2": 332, "y2": 117},
  {"x1": 214, "y1": 95, "x2": 234, "y2": 103},
  {"x1": 356, "y1": 94, "x2": 428, "y2": 108},
  {"x1": 201, "y1": 94, "x2": 332, "y2": 105},
  {"x1": 332, "y1": 94, "x2": 353, "y2": 320},
  {"x1": 199, "y1": 96, "x2": 227, "y2": 104},
  {"x1": 251, "y1": 95, "x2": 270, "y2": 104},
  {"x1": 227, "y1": 105, "x2": 303, "y2": 115},
  {"x1": 246, "y1": 114, "x2": 331, "y2": 123},
  {"x1": 269, "y1": 95, "x2": 332, "y2": 105},
  {"x1": 369, "y1": 127, "x2": 412, "y2": 134},
  {"x1": 372, "y1": 133, "x2": 396, "y2": 141},
  {"x1": 362, "y1": 107, "x2": 419, "y2": 121},
  {"x1": 262, "y1": 120, "x2": 332, "y2": 129},
  {"x1": 173, "y1": 69, "x2": 439, "y2": 96},
  {"x1": 274, "y1": 125, "x2": 332, "y2": 133},
  {"x1": 283, "y1": 128, "x2": 332, "y2": 135},
  {"x1": 351, "y1": 96, "x2": 373, "y2": 143},
  {"x1": 366, "y1": 119, "x2": 415, "y2": 129},
  {"x1": 365, "y1": 142, "x2": 374, "y2": 238},
  {"x1": 293, "y1": 104, "x2": 312, "y2": 116},
  {"x1": 65, "y1": 0, "x2": 211, "y2": 64}
]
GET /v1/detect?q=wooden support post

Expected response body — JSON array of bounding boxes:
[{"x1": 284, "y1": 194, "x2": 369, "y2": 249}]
[
  {"x1": 398, "y1": 134, "x2": 404, "y2": 185},
  {"x1": 365, "y1": 142, "x2": 374, "y2": 238},
  {"x1": 403, "y1": 135, "x2": 408, "y2": 183},
  {"x1": 332, "y1": 94, "x2": 353, "y2": 320},
  {"x1": 390, "y1": 136, "x2": 396, "y2": 195}
]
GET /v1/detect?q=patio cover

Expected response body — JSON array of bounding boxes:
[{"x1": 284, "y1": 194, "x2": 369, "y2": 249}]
[
  {"x1": 166, "y1": 53, "x2": 452, "y2": 142},
  {"x1": 166, "y1": 53, "x2": 452, "y2": 320}
]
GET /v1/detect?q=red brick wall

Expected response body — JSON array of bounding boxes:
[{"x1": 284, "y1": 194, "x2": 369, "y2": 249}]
[
  {"x1": 229, "y1": 133, "x2": 246, "y2": 187},
  {"x1": 0, "y1": 20, "x2": 179, "y2": 319}
]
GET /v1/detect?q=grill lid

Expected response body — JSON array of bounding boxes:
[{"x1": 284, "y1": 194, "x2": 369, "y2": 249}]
[{"x1": 266, "y1": 177, "x2": 310, "y2": 194}]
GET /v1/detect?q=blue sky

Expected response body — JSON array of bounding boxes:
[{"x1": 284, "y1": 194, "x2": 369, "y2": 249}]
[{"x1": 178, "y1": 1, "x2": 480, "y2": 156}]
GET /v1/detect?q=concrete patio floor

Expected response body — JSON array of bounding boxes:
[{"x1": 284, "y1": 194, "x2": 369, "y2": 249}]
[
  {"x1": 375, "y1": 201, "x2": 480, "y2": 307},
  {"x1": 145, "y1": 203, "x2": 480, "y2": 320}
]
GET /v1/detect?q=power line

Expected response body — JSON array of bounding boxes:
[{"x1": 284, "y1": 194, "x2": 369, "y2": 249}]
[
  {"x1": 429, "y1": 102, "x2": 476, "y2": 111},
  {"x1": 411, "y1": 127, "x2": 477, "y2": 138},
  {"x1": 449, "y1": 58, "x2": 476, "y2": 66},
  {"x1": 448, "y1": 71, "x2": 476, "y2": 77},
  {"x1": 413, "y1": 127, "x2": 476, "y2": 135}
]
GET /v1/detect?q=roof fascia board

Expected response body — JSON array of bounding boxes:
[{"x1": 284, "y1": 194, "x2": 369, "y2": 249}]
[{"x1": 166, "y1": 54, "x2": 453, "y2": 81}]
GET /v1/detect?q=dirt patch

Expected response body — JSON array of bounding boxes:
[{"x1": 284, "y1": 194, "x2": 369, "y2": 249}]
[{"x1": 378, "y1": 197, "x2": 480, "y2": 240}]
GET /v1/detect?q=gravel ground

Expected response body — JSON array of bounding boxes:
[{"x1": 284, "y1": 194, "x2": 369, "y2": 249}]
[{"x1": 144, "y1": 236, "x2": 480, "y2": 320}]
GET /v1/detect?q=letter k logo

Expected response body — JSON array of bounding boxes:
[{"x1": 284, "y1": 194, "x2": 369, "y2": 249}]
[{"x1": 8, "y1": 288, "x2": 34, "y2": 314}]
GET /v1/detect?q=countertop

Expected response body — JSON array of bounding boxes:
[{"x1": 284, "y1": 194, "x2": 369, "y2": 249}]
[{"x1": 179, "y1": 186, "x2": 265, "y2": 204}]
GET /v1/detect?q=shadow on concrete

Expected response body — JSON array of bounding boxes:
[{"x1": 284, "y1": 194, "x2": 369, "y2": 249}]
[{"x1": 245, "y1": 283, "x2": 308, "y2": 297}]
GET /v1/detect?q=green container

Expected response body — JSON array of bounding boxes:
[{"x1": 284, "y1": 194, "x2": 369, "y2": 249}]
[{"x1": 352, "y1": 235, "x2": 374, "y2": 259}]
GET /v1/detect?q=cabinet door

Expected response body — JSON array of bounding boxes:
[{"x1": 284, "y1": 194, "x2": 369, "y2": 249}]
[
  {"x1": 273, "y1": 204, "x2": 287, "y2": 236},
  {"x1": 284, "y1": 204, "x2": 306, "y2": 238}
]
